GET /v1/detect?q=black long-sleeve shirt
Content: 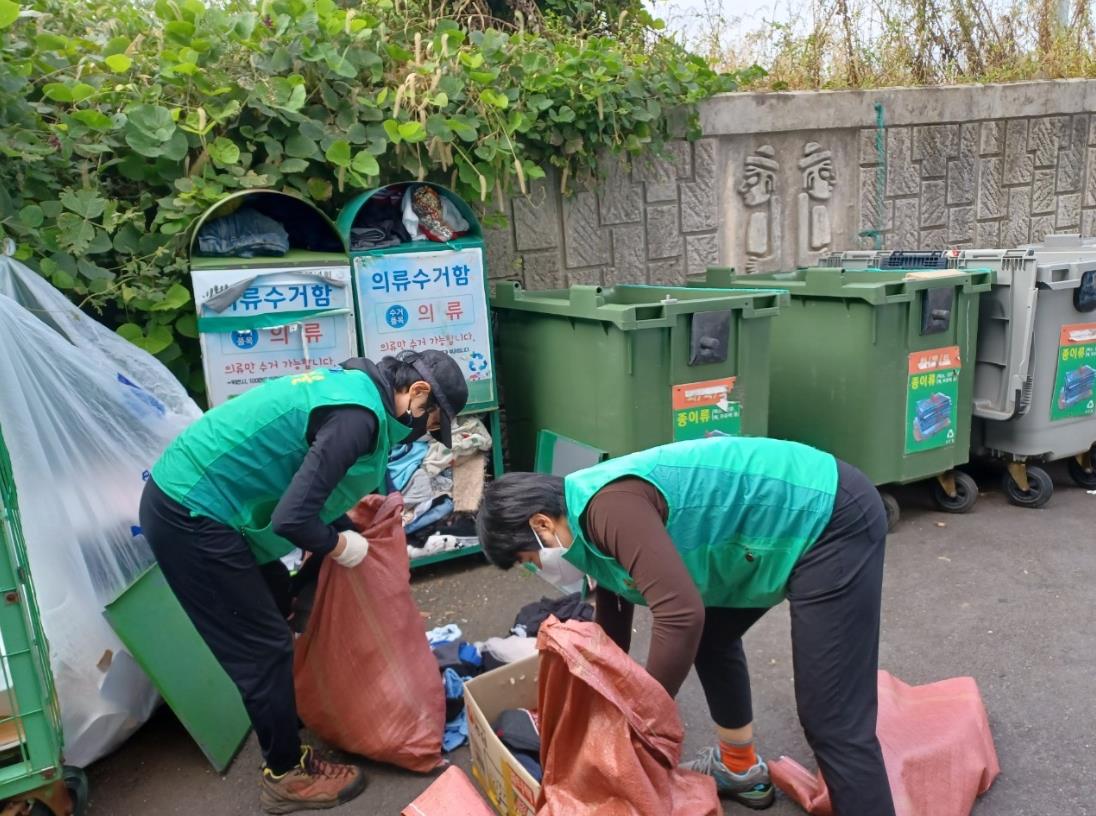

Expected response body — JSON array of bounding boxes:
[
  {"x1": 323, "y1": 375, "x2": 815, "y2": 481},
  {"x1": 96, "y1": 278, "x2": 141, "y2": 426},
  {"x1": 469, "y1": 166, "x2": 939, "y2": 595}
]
[{"x1": 270, "y1": 358, "x2": 400, "y2": 555}]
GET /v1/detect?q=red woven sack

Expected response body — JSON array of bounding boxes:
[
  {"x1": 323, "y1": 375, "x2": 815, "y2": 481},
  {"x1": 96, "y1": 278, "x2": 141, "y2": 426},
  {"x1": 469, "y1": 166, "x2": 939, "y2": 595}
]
[
  {"x1": 770, "y1": 671, "x2": 1000, "y2": 816},
  {"x1": 293, "y1": 494, "x2": 445, "y2": 772},
  {"x1": 535, "y1": 617, "x2": 720, "y2": 816},
  {"x1": 402, "y1": 767, "x2": 495, "y2": 816}
]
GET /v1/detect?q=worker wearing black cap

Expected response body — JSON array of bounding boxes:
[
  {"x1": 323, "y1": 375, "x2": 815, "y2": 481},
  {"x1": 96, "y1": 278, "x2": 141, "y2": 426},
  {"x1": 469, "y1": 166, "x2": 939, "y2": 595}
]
[{"x1": 139, "y1": 350, "x2": 468, "y2": 814}]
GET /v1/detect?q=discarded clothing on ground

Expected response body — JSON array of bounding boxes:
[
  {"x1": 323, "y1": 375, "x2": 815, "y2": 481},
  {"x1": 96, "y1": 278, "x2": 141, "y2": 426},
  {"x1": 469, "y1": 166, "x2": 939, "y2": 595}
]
[
  {"x1": 477, "y1": 635, "x2": 539, "y2": 671},
  {"x1": 512, "y1": 593, "x2": 594, "y2": 638},
  {"x1": 770, "y1": 671, "x2": 1000, "y2": 816},
  {"x1": 494, "y1": 708, "x2": 543, "y2": 783},
  {"x1": 294, "y1": 494, "x2": 445, "y2": 772},
  {"x1": 196, "y1": 207, "x2": 289, "y2": 257},
  {"x1": 401, "y1": 766, "x2": 495, "y2": 816},
  {"x1": 535, "y1": 617, "x2": 721, "y2": 816},
  {"x1": 426, "y1": 624, "x2": 462, "y2": 647},
  {"x1": 443, "y1": 669, "x2": 470, "y2": 752},
  {"x1": 433, "y1": 641, "x2": 484, "y2": 677}
]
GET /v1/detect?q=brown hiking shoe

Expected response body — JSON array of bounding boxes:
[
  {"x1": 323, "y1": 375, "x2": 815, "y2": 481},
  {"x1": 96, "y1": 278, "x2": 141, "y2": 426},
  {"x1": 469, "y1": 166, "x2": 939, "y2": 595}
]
[{"x1": 260, "y1": 746, "x2": 368, "y2": 814}]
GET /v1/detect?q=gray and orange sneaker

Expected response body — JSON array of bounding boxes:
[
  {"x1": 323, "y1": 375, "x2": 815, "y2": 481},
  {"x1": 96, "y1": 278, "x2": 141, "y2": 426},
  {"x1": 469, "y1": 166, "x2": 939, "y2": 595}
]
[
  {"x1": 682, "y1": 746, "x2": 775, "y2": 809},
  {"x1": 260, "y1": 746, "x2": 368, "y2": 814}
]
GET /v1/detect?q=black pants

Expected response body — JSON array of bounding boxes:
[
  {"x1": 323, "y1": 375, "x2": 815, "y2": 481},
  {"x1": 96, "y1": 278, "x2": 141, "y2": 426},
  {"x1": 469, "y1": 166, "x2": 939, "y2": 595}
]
[
  {"x1": 139, "y1": 478, "x2": 302, "y2": 774},
  {"x1": 693, "y1": 460, "x2": 896, "y2": 816}
]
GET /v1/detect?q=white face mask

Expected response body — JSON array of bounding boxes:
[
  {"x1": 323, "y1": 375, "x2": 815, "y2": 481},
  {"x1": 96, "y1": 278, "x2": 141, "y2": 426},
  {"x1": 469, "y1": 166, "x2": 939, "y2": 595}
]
[{"x1": 530, "y1": 527, "x2": 587, "y2": 596}]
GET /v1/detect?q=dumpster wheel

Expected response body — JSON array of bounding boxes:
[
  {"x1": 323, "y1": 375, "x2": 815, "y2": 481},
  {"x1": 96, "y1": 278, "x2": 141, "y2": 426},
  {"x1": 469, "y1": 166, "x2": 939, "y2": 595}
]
[
  {"x1": 1003, "y1": 464, "x2": 1053, "y2": 509},
  {"x1": 879, "y1": 491, "x2": 901, "y2": 532},
  {"x1": 930, "y1": 471, "x2": 978, "y2": 514},
  {"x1": 1066, "y1": 449, "x2": 1096, "y2": 489}
]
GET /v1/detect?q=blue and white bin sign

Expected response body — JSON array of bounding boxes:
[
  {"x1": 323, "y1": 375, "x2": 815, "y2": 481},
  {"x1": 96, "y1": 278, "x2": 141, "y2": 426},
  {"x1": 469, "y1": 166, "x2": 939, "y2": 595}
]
[
  {"x1": 353, "y1": 247, "x2": 495, "y2": 406},
  {"x1": 192, "y1": 263, "x2": 356, "y2": 405}
]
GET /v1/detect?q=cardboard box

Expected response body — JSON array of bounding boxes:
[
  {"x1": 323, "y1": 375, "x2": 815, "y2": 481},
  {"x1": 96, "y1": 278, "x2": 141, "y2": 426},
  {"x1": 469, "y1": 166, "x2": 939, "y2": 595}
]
[{"x1": 464, "y1": 655, "x2": 542, "y2": 816}]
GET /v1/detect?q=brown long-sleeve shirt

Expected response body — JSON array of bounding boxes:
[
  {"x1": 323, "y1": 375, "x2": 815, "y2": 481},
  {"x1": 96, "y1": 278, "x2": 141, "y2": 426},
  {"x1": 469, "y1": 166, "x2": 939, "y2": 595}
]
[{"x1": 583, "y1": 478, "x2": 705, "y2": 697}]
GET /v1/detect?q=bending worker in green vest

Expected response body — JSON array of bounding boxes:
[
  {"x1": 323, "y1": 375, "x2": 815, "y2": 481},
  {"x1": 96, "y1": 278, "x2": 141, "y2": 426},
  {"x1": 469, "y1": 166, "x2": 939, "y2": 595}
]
[
  {"x1": 140, "y1": 350, "x2": 467, "y2": 814},
  {"x1": 477, "y1": 436, "x2": 895, "y2": 815}
]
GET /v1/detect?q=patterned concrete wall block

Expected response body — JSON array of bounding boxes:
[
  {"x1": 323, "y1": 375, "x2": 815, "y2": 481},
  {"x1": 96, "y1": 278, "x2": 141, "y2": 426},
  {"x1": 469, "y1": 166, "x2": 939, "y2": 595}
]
[
  {"x1": 1057, "y1": 115, "x2": 1088, "y2": 192},
  {"x1": 1030, "y1": 215, "x2": 1056, "y2": 243},
  {"x1": 1004, "y1": 187, "x2": 1032, "y2": 246},
  {"x1": 912, "y1": 124, "x2": 958, "y2": 178},
  {"x1": 891, "y1": 198, "x2": 920, "y2": 248},
  {"x1": 669, "y1": 140, "x2": 693, "y2": 179},
  {"x1": 1003, "y1": 119, "x2": 1033, "y2": 185},
  {"x1": 948, "y1": 206, "x2": 974, "y2": 245},
  {"x1": 858, "y1": 165, "x2": 892, "y2": 235},
  {"x1": 522, "y1": 251, "x2": 566, "y2": 290},
  {"x1": 886, "y1": 128, "x2": 920, "y2": 196},
  {"x1": 980, "y1": 121, "x2": 1002, "y2": 156},
  {"x1": 686, "y1": 233, "x2": 720, "y2": 276},
  {"x1": 681, "y1": 139, "x2": 720, "y2": 232},
  {"x1": 1083, "y1": 209, "x2": 1096, "y2": 238},
  {"x1": 610, "y1": 225, "x2": 648, "y2": 283},
  {"x1": 646, "y1": 204, "x2": 684, "y2": 259},
  {"x1": 513, "y1": 179, "x2": 561, "y2": 251},
  {"x1": 977, "y1": 220, "x2": 1000, "y2": 247},
  {"x1": 921, "y1": 180, "x2": 947, "y2": 227},
  {"x1": 1085, "y1": 148, "x2": 1096, "y2": 208},
  {"x1": 647, "y1": 259, "x2": 686, "y2": 285},
  {"x1": 859, "y1": 128, "x2": 880, "y2": 166},
  {"x1": 635, "y1": 152, "x2": 678, "y2": 203},
  {"x1": 1028, "y1": 116, "x2": 1067, "y2": 167},
  {"x1": 1090, "y1": 113, "x2": 1096, "y2": 145},
  {"x1": 921, "y1": 228, "x2": 948, "y2": 247},
  {"x1": 1032, "y1": 169, "x2": 1057, "y2": 214},
  {"x1": 978, "y1": 157, "x2": 1005, "y2": 220},
  {"x1": 483, "y1": 223, "x2": 520, "y2": 280},
  {"x1": 948, "y1": 123, "x2": 979, "y2": 205},
  {"x1": 566, "y1": 267, "x2": 604, "y2": 286},
  {"x1": 597, "y1": 153, "x2": 644, "y2": 225},
  {"x1": 562, "y1": 191, "x2": 611, "y2": 268},
  {"x1": 1056, "y1": 193, "x2": 1082, "y2": 229}
]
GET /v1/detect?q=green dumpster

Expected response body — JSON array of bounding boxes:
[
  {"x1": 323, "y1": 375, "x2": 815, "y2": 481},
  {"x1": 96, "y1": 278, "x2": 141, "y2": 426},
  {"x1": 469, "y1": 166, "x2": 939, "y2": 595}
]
[
  {"x1": 492, "y1": 283, "x2": 788, "y2": 471},
  {"x1": 699, "y1": 266, "x2": 993, "y2": 528}
]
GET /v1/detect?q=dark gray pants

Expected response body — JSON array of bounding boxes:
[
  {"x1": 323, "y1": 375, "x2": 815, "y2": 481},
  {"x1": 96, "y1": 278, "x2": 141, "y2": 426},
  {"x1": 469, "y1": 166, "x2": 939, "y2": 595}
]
[
  {"x1": 693, "y1": 460, "x2": 896, "y2": 816},
  {"x1": 139, "y1": 478, "x2": 302, "y2": 774}
]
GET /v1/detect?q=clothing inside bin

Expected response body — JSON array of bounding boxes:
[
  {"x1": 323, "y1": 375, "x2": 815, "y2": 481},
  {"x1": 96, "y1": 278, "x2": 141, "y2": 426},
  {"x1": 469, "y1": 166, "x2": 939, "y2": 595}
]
[
  {"x1": 348, "y1": 184, "x2": 469, "y2": 250},
  {"x1": 389, "y1": 416, "x2": 493, "y2": 560},
  {"x1": 194, "y1": 195, "x2": 343, "y2": 257},
  {"x1": 493, "y1": 708, "x2": 544, "y2": 783},
  {"x1": 196, "y1": 207, "x2": 290, "y2": 258}
]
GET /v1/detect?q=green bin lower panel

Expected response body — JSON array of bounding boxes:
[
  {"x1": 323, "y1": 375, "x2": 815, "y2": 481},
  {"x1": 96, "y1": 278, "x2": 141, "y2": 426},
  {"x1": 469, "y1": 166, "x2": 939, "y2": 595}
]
[{"x1": 104, "y1": 565, "x2": 250, "y2": 773}]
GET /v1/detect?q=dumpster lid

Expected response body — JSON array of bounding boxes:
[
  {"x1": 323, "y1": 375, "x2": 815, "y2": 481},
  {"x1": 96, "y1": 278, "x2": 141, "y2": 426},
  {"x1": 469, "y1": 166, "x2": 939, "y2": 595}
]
[
  {"x1": 700, "y1": 266, "x2": 993, "y2": 303},
  {"x1": 337, "y1": 182, "x2": 483, "y2": 245},
  {"x1": 492, "y1": 282, "x2": 786, "y2": 329},
  {"x1": 187, "y1": 190, "x2": 346, "y2": 261}
]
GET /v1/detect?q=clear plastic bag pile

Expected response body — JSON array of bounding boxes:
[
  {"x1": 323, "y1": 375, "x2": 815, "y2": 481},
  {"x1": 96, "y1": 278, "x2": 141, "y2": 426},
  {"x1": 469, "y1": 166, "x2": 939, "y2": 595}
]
[{"x1": 0, "y1": 253, "x2": 201, "y2": 765}]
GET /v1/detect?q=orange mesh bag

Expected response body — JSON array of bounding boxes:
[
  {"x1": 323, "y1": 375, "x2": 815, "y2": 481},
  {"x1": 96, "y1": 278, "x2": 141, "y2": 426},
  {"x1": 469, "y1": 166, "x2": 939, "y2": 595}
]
[
  {"x1": 535, "y1": 618, "x2": 720, "y2": 816},
  {"x1": 402, "y1": 767, "x2": 495, "y2": 816},
  {"x1": 294, "y1": 494, "x2": 445, "y2": 772},
  {"x1": 770, "y1": 671, "x2": 1000, "y2": 816}
]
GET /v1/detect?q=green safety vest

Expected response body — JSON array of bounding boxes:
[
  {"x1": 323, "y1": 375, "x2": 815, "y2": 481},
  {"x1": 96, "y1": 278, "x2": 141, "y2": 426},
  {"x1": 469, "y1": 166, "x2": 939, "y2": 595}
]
[
  {"x1": 152, "y1": 367, "x2": 411, "y2": 564},
  {"x1": 563, "y1": 437, "x2": 839, "y2": 608}
]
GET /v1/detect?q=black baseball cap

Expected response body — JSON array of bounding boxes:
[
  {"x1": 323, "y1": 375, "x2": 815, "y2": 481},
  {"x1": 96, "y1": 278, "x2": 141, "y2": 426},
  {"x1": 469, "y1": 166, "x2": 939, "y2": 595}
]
[{"x1": 404, "y1": 349, "x2": 468, "y2": 448}]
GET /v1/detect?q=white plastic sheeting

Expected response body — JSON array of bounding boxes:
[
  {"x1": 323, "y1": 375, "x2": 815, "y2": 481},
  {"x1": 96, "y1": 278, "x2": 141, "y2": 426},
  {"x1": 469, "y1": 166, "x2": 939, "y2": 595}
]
[{"x1": 0, "y1": 255, "x2": 201, "y2": 765}]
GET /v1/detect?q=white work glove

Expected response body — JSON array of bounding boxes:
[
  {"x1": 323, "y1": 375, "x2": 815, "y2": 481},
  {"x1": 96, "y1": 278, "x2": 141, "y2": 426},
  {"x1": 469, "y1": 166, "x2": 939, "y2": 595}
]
[{"x1": 332, "y1": 530, "x2": 370, "y2": 568}]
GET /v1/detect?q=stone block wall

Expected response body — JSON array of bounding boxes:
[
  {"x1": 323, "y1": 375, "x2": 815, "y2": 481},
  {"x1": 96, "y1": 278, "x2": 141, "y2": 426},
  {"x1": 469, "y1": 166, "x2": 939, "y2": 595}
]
[{"x1": 485, "y1": 80, "x2": 1096, "y2": 287}]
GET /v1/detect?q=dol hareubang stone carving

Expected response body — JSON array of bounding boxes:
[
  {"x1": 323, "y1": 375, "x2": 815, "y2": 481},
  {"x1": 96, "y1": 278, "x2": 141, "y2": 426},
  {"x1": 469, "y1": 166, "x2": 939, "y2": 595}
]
[
  {"x1": 797, "y1": 142, "x2": 836, "y2": 265},
  {"x1": 738, "y1": 145, "x2": 780, "y2": 272}
]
